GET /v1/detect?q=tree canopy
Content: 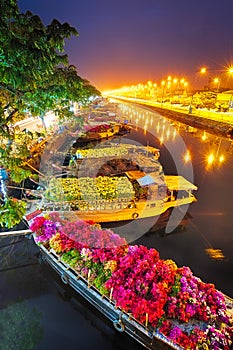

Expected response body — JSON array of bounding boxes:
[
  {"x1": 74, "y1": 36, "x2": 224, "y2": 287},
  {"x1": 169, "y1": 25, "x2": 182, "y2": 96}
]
[{"x1": 0, "y1": 0, "x2": 101, "y2": 228}]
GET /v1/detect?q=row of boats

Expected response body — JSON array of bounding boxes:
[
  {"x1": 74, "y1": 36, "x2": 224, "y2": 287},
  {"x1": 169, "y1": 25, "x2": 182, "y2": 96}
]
[{"x1": 26, "y1": 100, "x2": 232, "y2": 350}]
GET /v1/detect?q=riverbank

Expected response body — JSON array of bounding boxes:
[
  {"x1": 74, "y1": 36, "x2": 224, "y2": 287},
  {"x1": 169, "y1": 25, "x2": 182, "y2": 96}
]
[{"x1": 113, "y1": 97, "x2": 233, "y2": 139}]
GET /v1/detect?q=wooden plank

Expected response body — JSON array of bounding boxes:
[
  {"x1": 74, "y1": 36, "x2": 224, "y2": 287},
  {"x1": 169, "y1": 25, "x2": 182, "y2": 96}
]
[{"x1": 0, "y1": 229, "x2": 32, "y2": 237}]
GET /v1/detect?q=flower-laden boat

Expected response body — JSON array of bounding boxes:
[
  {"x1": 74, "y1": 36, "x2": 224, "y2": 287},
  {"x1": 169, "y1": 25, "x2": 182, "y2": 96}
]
[
  {"x1": 28, "y1": 212, "x2": 233, "y2": 350},
  {"x1": 39, "y1": 143, "x2": 197, "y2": 226},
  {"x1": 74, "y1": 122, "x2": 131, "y2": 143}
]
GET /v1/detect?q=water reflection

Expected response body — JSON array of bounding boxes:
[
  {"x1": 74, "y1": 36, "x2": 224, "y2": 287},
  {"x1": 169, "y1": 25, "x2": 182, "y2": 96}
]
[
  {"x1": 205, "y1": 248, "x2": 225, "y2": 260},
  {"x1": 120, "y1": 102, "x2": 233, "y2": 173},
  {"x1": 119, "y1": 101, "x2": 233, "y2": 297}
]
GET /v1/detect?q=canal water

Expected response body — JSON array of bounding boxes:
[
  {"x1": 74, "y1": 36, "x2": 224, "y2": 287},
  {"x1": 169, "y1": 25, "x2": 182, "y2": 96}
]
[{"x1": 0, "y1": 102, "x2": 232, "y2": 350}]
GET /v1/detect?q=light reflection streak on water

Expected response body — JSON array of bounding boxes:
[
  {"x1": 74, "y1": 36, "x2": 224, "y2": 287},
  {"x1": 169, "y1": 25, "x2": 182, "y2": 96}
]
[
  {"x1": 172, "y1": 129, "x2": 177, "y2": 140},
  {"x1": 205, "y1": 248, "x2": 225, "y2": 260},
  {"x1": 187, "y1": 220, "x2": 226, "y2": 261},
  {"x1": 119, "y1": 102, "x2": 232, "y2": 171},
  {"x1": 184, "y1": 150, "x2": 191, "y2": 163},
  {"x1": 159, "y1": 135, "x2": 164, "y2": 144}
]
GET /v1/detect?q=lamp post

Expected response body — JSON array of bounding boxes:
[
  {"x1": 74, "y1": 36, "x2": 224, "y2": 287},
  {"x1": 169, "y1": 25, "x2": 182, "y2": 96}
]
[
  {"x1": 160, "y1": 80, "x2": 166, "y2": 107},
  {"x1": 213, "y1": 77, "x2": 221, "y2": 92},
  {"x1": 198, "y1": 66, "x2": 222, "y2": 91},
  {"x1": 199, "y1": 66, "x2": 210, "y2": 90}
]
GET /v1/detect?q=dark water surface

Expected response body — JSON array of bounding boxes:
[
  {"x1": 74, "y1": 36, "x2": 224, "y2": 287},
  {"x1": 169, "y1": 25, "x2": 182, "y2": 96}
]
[{"x1": 1, "y1": 102, "x2": 233, "y2": 350}]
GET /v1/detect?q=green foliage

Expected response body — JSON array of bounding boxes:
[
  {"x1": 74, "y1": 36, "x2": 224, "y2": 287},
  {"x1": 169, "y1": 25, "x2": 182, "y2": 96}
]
[
  {"x1": 9, "y1": 167, "x2": 31, "y2": 183},
  {"x1": 170, "y1": 274, "x2": 181, "y2": 297},
  {"x1": 0, "y1": 197, "x2": 27, "y2": 228},
  {"x1": 0, "y1": 0, "x2": 18, "y2": 21},
  {"x1": 61, "y1": 249, "x2": 82, "y2": 267},
  {"x1": 0, "y1": 1, "x2": 100, "y2": 130},
  {"x1": 93, "y1": 265, "x2": 111, "y2": 295},
  {"x1": 0, "y1": 0, "x2": 100, "y2": 138},
  {"x1": 0, "y1": 142, "x2": 31, "y2": 183},
  {"x1": 0, "y1": 0, "x2": 100, "y2": 227},
  {"x1": 60, "y1": 250, "x2": 111, "y2": 295},
  {"x1": 0, "y1": 300, "x2": 43, "y2": 350}
]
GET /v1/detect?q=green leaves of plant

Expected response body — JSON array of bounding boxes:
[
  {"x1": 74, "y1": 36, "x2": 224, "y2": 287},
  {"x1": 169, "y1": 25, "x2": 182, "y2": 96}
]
[{"x1": 0, "y1": 198, "x2": 27, "y2": 228}]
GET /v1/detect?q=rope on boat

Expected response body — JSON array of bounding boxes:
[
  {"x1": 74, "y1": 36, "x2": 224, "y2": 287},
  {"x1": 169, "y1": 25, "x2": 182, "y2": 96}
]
[
  {"x1": 113, "y1": 319, "x2": 125, "y2": 332},
  {"x1": 61, "y1": 272, "x2": 69, "y2": 284}
]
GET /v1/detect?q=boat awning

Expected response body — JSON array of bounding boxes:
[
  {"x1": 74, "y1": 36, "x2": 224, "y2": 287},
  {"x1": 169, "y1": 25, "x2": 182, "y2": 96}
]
[
  {"x1": 136, "y1": 172, "x2": 165, "y2": 187},
  {"x1": 125, "y1": 171, "x2": 146, "y2": 180},
  {"x1": 165, "y1": 175, "x2": 198, "y2": 191}
]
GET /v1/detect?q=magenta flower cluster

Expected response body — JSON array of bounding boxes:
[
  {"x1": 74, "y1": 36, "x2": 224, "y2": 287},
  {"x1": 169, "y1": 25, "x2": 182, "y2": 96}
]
[{"x1": 30, "y1": 214, "x2": 233, "y2": 350}]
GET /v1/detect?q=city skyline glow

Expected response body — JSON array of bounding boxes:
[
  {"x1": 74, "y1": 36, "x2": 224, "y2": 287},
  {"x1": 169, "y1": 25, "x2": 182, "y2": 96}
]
[{"x1": 18, "y1": 0, "x2": 233, "y2": 92}]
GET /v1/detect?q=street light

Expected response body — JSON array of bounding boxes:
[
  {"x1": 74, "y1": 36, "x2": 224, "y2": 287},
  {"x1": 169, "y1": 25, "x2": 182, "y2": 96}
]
[
  {"x1": 161, "y1": 80, "x2": 166, "y2": 106},
  {"x1": 213, "y1": 77, "x2": 220, "y2": 92},
  {"x1": 200, "y1": 66, "x2": 207, "y2": 75},
  {"x1": 198, "y1": 66, "x2": 211, "y2": 90},
  {"x1": 228, "y1": 66, "x2": 233, "y2": 75}
]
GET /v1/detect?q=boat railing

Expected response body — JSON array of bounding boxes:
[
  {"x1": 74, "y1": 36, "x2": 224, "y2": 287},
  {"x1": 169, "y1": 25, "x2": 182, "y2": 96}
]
[
  {"x1": 173, "y1": 194, "x2": 196, "y2": 205},
  {"x1": 41, "y1": 197, "x2": 135, "y2": 212},
  {"x1": 41, "y1": 192, "x2": 197, "y2": 212},
  {"x1": 163, "y1": 194, "x2": 196, "y2": 208},
  {"x1": 40, "y1": 243, "x2": 184, "y2": 350}
]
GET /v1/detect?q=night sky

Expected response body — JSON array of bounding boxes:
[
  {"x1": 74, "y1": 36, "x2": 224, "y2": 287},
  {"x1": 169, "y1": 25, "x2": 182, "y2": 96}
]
[{"x1": 18, "y1": 0, "x2": 233, "y2": 92}]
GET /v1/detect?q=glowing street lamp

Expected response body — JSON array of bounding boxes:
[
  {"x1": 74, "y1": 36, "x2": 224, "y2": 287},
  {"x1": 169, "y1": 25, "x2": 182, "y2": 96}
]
[
  {"x1": 228, "y1": 66, "x2": 233, "y2": 75},
  {"x1": 213, "y1": 77, "x2": 220, "y2": 92},
  {"x1": 207, "y1": 153, "x2": 214, "y2": 166},
  {"x1": 200, "y1": 66, "x2": 207, "y2": 75},
  {"x1": 161, "y1": 80, "x2": 166, "y2": 106},
  {"x1": 219, "y1": 155, "x2": 224, "y2": 163}
]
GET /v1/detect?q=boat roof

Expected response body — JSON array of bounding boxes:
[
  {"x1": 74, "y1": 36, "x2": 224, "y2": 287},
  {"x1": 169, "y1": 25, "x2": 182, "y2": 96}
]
[
  {"x1": 165, "y1": 175, "x2": 198, "y2": 191},
  {"x1": 125, "y1": 170, "x2": 146, "y2": 180},
  {"x1": 126, "y1": 171, "x2": 165, "y2": 186}
]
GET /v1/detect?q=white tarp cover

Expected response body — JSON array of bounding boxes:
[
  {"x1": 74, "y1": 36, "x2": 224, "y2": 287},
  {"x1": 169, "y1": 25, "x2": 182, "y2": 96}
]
[{"x1": 137, "y1": 172, "x2": 165, "y2": 187}]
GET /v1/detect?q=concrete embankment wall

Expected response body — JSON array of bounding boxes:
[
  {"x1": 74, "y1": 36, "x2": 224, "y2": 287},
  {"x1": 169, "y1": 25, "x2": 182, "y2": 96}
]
[{"x1": 117, "y1": 98, "x2": 233, "y2": 139}]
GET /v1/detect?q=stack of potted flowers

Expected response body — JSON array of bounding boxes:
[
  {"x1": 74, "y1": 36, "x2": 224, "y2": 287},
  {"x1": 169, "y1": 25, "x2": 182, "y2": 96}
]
[
  {"x1": 76, "y1": 145, "x2": 129, "y2": 159},
  {"x1": 44, "y1": 176, "x2": 135, "y2": 202}
]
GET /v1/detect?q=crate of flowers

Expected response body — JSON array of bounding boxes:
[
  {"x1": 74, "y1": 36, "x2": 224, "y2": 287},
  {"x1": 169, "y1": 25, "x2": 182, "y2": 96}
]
[
  {"x1": 44, "y1": 176, "x2": 135, "y2": 203},
  {"x1": 76, "y1": 145, "x2": 129, "y2": 159}
]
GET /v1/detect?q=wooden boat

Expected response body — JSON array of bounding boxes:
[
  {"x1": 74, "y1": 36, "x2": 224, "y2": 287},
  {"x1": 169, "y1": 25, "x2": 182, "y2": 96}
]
[
  {"x1": 38, "y1": 243, "x2": 184, "y2": 350},
  {"x1": 25, "y1": 211, "x2": 233, "y2": 350},
  {"x1": 39, "y1": 143, "x2": 197, "y2": 226},
  {"x1": 73, "y1": 121, "x2": 131, "y2": 144}
]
